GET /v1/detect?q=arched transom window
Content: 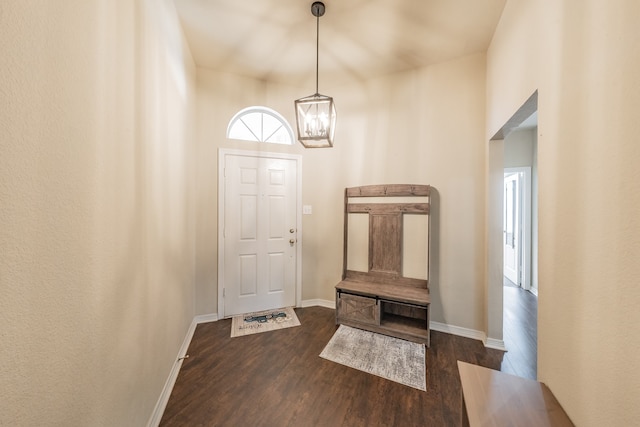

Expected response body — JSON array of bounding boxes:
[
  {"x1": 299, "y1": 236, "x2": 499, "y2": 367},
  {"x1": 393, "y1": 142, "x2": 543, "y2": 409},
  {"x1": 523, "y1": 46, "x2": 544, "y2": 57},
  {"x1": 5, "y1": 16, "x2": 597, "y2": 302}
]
[{"x1": 227, "y1": 106, "x2": 294, "y2": 145}]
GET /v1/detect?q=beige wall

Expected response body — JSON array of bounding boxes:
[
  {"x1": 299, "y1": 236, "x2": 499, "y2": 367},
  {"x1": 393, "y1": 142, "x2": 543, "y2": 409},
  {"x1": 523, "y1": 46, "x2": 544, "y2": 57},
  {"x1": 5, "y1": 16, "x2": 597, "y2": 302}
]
[
  {"x1": 7, "y1": 0, "x2": 638, "y2": 424},
  {"x1": 195, "y1": 53, "x2": 489, "y2": 333},
  {"x1": 334, "y1": 55, "x2": 488, "y2": 331},
  {"x1": 0, "y1": 0, "x2": 197, "y2": 425},
  {"x1": 488, "y1": 0, "x2": 640, "y2": 425}
]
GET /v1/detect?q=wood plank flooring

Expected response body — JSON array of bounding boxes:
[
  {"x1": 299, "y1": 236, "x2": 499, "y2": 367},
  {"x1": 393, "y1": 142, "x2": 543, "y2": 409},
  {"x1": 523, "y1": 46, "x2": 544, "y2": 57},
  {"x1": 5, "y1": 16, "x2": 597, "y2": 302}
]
[
  {"x1": 501, "y1": 279, "x2": 538, "y2": 380},
  {"x1": 160, "y1": 306, "x2": 534, "y2": 426}
]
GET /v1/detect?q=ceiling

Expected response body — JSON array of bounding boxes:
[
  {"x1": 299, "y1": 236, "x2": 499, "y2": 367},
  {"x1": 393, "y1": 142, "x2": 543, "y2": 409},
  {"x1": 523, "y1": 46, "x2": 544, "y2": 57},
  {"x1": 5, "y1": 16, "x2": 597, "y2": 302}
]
[{"x1": 173, "y1": 0, "x2": 507, "y2": 88}]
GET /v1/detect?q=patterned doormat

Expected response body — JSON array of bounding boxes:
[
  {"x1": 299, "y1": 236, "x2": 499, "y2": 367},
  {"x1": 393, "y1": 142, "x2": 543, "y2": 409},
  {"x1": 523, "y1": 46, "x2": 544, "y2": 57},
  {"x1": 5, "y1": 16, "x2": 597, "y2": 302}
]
[
  {"x1": 230, "y1": 307, "x2": 301, "y2": 338},
  {"x1": 320, "y1": 325, "x2": 426, "y2": 391}
]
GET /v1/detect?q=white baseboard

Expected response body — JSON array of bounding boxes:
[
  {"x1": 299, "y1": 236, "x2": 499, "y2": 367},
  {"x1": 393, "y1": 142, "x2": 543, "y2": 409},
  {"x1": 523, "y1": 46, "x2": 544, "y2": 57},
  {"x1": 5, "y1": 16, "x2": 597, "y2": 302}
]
[
  {"x1": 147, "y1": 314, "x2": 218, "y2": 427},
  {"x1": 430, "y1": 321, "x2": 507, "y2": 351},
  {"x1": 194, "y1": 313, "x2": 219, "y2": 324},
  {"x1": 147, "y1": 318, "x2": 198, "y2": 427},
  {"x1": 485, "y1": 337, "x2": 508, "y2": 351},
  {"x1": 430, "y1": 321, "x2": 485, "y2": 341},
  {"x1": 301, "y1": 298, "x2": 334, "y2": 309}
]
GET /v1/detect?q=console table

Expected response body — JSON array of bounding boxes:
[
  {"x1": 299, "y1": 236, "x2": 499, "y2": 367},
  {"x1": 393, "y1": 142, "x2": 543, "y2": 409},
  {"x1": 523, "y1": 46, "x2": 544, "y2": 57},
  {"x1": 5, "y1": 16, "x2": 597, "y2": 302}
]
[{"x1": 458, "y1": 361, "x2": 574, "y2": 426}]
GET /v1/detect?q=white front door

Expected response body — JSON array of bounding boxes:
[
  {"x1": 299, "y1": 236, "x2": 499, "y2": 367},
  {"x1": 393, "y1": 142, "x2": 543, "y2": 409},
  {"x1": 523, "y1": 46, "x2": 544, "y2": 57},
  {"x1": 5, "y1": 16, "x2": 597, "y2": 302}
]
[
  {"x1": 221, "y1": 152, "x2": 299, "y2": 316},
  {"x1": 503, "y1": 172, "x2": 520, "y2": 285}
]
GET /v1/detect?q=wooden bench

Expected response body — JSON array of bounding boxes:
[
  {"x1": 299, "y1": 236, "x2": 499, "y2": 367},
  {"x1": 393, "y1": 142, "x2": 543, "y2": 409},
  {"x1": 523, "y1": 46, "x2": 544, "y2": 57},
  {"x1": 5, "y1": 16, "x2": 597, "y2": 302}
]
[{"x1": 335, "y1": 184, "x2": 431, "y2": 346}]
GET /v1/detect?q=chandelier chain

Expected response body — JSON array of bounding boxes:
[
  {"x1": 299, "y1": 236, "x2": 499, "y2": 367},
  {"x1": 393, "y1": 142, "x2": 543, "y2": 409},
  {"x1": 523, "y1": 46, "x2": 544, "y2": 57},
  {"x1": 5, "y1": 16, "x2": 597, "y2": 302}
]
[{"x1": 315, "y1": 11, "x2": 319, "y2": 94}]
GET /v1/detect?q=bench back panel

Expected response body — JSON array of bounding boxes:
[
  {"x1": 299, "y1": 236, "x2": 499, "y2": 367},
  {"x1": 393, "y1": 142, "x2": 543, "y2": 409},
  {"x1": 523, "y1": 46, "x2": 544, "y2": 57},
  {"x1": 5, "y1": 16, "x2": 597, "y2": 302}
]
[{"x1": 342, "y1": 184, "x2": 430, "y2": 290}]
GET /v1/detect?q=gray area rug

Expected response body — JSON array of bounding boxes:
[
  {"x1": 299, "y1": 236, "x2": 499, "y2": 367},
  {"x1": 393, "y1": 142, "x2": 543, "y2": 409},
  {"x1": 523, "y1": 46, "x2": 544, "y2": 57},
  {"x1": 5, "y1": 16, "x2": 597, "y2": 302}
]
[
  {"x1": 230, "y1": 307, "x2": 300, "y2": 338},
  {"x1": 320, "y1": 325, "x2": 426, "y2": 391}
]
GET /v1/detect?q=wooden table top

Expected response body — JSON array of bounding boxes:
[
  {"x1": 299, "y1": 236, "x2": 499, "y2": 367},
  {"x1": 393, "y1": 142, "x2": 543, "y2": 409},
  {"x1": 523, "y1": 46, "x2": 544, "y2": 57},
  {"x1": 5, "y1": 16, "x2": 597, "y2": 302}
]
[{"x1": 457, "y1": 361, "x2": 574, "y2": 427}]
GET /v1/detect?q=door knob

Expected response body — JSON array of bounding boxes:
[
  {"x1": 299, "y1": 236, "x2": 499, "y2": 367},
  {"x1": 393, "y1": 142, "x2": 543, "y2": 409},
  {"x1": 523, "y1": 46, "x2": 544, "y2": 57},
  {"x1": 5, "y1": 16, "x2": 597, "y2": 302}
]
[{"x1": 289, "y1": 239, "x2": 295, "y2": 246}]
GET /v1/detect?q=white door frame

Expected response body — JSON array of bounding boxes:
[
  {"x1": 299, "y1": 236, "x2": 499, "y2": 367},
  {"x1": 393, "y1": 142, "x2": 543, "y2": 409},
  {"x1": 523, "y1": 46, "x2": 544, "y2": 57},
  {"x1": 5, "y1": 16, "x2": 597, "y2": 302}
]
[
  {"x1": 504, "y1": 167, "x2": 532, "y2": 290},
  {"x1": 217, "y1": 148, "x2": 303, "y2": 319},
  {"x1": 503, "y1": 171, "x2": 521, "y2": 285}
]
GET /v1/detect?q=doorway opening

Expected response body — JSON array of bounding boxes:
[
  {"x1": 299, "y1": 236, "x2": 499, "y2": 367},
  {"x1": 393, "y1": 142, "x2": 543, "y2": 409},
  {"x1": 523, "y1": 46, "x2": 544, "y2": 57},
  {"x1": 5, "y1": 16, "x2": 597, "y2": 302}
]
[
  {"x1": 503, "y1": 167, "x2": 532, "y2": 291},
  {"x1": 500, "y1": 102, "x2": 539, "y2": 379},
  {"x1": 487, "y1": 90, "x2": 538, "y2": 377}
]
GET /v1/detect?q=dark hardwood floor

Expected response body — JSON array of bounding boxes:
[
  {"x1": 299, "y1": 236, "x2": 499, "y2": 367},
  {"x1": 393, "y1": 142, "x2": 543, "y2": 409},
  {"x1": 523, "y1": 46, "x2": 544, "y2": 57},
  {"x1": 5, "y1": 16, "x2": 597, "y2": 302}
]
[
  {"x1": 501, "y1": 277, "x2": 538, "y2": 380},
  {"x1": 160, "y1": 305, "x2": 537, "y2": 426}
]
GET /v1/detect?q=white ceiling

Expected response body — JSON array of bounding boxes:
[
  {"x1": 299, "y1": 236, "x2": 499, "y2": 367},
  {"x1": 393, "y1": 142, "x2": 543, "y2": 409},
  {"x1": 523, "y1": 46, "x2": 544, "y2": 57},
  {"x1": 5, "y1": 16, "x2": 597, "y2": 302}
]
[{"x1": 173, "y1": 0, "x2": 507, "y2": 88}]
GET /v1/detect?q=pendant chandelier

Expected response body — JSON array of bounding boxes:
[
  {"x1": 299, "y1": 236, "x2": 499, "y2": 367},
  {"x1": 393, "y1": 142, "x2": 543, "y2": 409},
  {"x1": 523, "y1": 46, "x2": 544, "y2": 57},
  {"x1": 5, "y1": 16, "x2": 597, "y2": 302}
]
[{"x1": 294, "y1": 1, "x2": 336, "y2": 148}]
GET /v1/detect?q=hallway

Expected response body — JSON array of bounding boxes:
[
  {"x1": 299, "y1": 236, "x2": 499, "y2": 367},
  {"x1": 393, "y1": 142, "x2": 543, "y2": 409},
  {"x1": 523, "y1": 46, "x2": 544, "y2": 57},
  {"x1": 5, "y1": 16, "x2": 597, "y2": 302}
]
[{"x1": 501, "y1": 277, "x2": 538, "y2": 380}]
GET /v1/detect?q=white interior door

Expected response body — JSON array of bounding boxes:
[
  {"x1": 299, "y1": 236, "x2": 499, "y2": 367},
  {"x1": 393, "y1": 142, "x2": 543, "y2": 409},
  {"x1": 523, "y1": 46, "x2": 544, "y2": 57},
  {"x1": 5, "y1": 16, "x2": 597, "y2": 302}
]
[
  {"x1": 222, "y1": 153, "x2": 298, "y2": 316},
  {"x1": 503, "y1": 172, "x2": 520, "y2": 285}
]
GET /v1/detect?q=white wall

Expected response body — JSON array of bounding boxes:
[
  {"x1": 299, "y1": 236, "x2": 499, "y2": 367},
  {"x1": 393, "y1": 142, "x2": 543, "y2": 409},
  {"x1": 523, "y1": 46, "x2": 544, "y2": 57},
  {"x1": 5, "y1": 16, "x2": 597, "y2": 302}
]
[
  {"x1": 0, "y1": 0, "x2": 197, "y2": 425},
  {"x1": 195, "y1": 53, "x2": 489, "y2": 334},
  {"x1": 488, "y1": 0, "x2": 640, "y2": 424}
]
